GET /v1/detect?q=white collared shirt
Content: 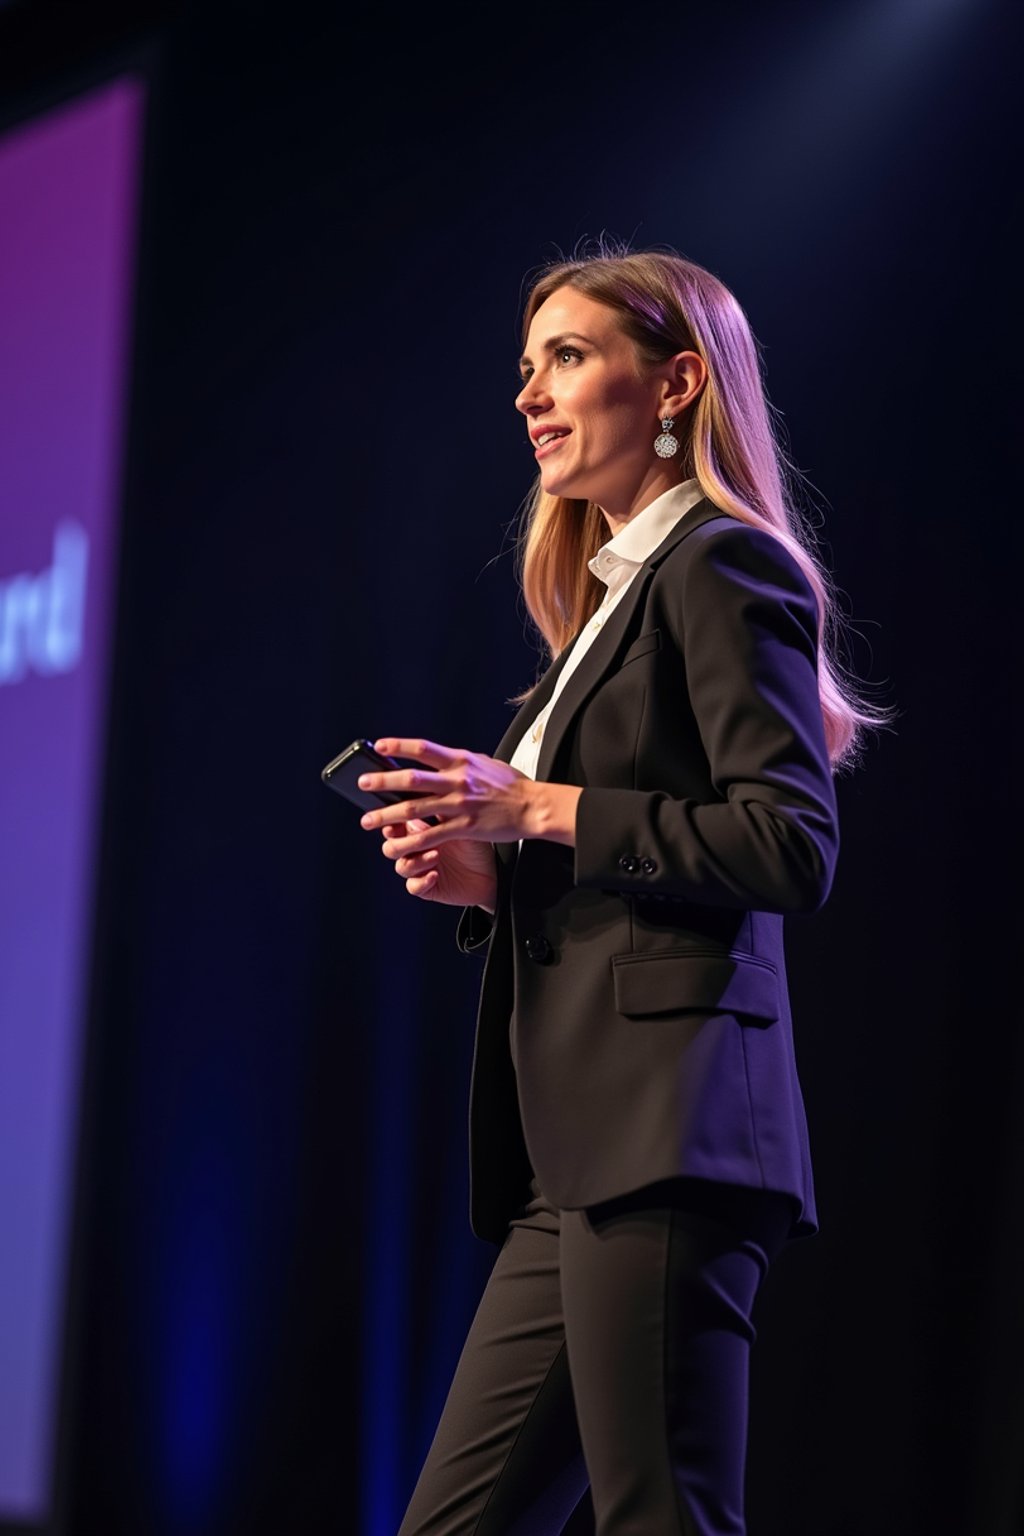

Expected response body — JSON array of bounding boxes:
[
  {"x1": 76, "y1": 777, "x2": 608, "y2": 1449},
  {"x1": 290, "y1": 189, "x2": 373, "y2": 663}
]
[{"x1": 509, "y1": 477, "x2": 704, "y2": 793}]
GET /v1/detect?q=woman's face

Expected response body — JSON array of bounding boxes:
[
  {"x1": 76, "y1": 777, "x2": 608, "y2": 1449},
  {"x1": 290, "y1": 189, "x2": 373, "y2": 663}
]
[{"x1": 515, "y1": 285, "x2": 701, "y2": 525}]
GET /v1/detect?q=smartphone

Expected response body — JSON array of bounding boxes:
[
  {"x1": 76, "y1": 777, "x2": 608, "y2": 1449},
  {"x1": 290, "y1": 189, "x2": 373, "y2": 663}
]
[{"x1": 321, "y1": 739, "x2": 440, "y2": 826}]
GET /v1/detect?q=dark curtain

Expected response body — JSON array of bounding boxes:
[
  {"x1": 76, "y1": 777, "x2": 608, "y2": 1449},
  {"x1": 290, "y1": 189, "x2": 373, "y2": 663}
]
[{"x1": 1, "y1": 2, "x2": 1019, "y2": 1532}]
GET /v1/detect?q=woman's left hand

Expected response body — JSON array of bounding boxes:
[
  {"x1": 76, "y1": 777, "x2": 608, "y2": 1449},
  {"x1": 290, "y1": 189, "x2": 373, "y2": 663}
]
[{"x1": 356, "y1": 737, "x2": 540, "y2": 852}]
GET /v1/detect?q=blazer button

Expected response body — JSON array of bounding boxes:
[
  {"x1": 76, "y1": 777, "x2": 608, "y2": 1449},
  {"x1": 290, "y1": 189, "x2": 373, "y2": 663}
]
[
  {"x1": 641, "y1": 857, "x2": 658, "y2": 874},
  {"x1": 525, "y1": 933, "x2": 553, "y2": 964},
  {"x1": 618, "y1": 854, "x2": 640, "y2": 874}
]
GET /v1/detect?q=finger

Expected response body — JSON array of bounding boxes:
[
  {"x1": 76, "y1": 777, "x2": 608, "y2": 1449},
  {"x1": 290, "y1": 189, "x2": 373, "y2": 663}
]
[
  {"x1": 380, "y1": 827, "x2": 432, "y2": 860},
  {"x1": 396, "y1": 849, "x2": 440, "y2": 877},
  {"x1": 358, "y1": 766, "x2": 452, "y2": 796},
  {"x1": 363, "y1": 797, "x2": 454, "y2": 833},
  {"x1": 380, "y1": 817, "x2": 461, "y2": 858},
  {"x1": 372, "y1": 737, "x2": 464, "y2": 770},
  {"x1": 406, "y1": 870, "x2": 440, "y2": 899},
  {"x1": 381, "y1": 817, "x2": 431, "y2": 839}
]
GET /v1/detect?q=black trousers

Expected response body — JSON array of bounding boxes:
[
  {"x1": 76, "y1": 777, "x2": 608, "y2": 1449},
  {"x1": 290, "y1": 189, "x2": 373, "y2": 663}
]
[{"x1": 397, "y1": 1175, "x2": 795, "y2": 1536}]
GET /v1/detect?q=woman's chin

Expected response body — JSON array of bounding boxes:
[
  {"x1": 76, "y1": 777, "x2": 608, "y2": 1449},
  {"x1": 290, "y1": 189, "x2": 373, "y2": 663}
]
[{"x1": 540, "y1": 466, "x2": 587, "y2": 501}]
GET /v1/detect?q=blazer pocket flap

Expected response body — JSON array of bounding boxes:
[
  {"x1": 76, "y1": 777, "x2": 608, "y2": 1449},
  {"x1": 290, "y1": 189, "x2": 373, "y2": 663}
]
[
  {"x1": 620, "y1": 628, "x2": 661, "y2": 666},
  {"x1": 611, "y1": 949, "x2": 780, "y2": 1022}
]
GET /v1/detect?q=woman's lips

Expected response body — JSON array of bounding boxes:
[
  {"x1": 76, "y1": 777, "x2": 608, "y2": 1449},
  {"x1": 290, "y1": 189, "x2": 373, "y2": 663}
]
[{"x1": 535, "y1": 431, "x2": 570, "y2": 460}]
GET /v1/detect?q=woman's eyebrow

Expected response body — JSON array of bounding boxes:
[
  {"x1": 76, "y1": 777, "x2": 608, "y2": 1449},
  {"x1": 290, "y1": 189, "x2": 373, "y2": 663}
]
[{"x1": 518, "y1": 332, "x2": 596, "y2": 370}]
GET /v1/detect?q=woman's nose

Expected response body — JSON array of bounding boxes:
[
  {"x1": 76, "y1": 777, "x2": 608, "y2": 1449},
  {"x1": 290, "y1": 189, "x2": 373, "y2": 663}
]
[{"x1": 515, "y1": 376, "x2": 549, "y2": 415}]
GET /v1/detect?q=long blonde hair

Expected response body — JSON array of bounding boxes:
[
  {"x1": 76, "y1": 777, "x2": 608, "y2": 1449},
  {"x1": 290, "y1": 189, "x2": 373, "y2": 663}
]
[{"x1": 511, "y1": 245, "x2": 895, "y2": 774}]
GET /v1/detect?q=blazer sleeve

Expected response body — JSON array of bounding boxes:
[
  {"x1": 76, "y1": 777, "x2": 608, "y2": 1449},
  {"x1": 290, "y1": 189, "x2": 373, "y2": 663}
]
[{"x1": 574, "y1": 522, "x2": 840, "y2": 914}]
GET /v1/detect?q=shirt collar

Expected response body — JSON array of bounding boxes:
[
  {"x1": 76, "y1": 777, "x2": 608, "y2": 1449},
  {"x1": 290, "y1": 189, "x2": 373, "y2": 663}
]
[{"x1": 587, "y1": 477, "x2": 704, "y2": 593}]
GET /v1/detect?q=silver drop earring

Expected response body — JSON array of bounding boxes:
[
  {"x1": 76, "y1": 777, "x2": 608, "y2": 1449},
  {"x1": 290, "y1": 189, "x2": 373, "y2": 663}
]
[{"x1": 654, "y1": 416, "x2": 679, "y2": 459}]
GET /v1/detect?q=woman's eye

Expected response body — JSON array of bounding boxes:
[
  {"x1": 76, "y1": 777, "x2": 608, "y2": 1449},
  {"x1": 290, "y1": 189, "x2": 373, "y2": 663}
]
[{"x1": 517, "y1": 347, "x2": 582, "y2": 386}]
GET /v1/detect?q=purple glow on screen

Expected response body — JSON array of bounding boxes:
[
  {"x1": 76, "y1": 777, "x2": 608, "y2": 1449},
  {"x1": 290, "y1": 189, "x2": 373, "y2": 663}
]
[{"x1": 0, "y1": 78, "x2": 143, "y2": 1518}]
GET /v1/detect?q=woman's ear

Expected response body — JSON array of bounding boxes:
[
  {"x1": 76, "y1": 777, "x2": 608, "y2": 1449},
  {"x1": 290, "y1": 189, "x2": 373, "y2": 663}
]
[{"x1": 660, "y1": 350, "x2": 707, "y2": 420}]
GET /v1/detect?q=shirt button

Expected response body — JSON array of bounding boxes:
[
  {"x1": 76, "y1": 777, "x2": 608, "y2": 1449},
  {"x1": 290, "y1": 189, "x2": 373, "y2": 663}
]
[{"x1": 525, "y1": 934, "x2": 553, "y2": 964}]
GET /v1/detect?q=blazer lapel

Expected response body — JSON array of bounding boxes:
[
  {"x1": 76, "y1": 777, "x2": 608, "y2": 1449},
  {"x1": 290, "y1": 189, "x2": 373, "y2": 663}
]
[
  {"x1": 528, "y1": 498, "x2": 731, "y2": 783},
  {"x1": 485, "y1": 497, "x2": 730, "y2": 869}
]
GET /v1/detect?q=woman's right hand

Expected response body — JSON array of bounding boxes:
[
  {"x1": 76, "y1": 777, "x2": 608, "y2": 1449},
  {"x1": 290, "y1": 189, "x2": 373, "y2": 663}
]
[{"x1": 379, "y1": 816, "x2": 498, "y2": 912}]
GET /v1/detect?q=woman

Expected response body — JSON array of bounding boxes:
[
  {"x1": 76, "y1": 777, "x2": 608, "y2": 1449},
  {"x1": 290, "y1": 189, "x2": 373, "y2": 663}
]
[{"x1": 356, "y1": 248, "x2": 886, "y2": 1535}]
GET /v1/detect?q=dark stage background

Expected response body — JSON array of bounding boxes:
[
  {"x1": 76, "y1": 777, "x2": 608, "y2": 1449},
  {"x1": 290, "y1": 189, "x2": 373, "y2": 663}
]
[{"x1": 0, "y1": 1, "x2": 1020, "y2": 1532}]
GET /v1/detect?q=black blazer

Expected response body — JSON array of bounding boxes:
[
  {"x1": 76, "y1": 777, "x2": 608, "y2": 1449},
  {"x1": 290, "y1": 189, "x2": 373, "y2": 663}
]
[{"x1": 455, "y1": 498, "x2": 840, "y2": 1244}]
